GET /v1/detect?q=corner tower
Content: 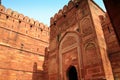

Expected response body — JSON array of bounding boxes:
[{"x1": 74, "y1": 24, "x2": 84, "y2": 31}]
[{"x1": 46, "y1": 0, "x2": 114, "y2": 80}]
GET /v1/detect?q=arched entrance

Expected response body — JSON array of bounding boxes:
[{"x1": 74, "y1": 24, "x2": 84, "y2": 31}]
[
  {"x1": 67, "y1": 66, "x2": 78, "y2": 80},
  {"x1": 59, "y1": 32, "x2": 82, "y2": 80}
]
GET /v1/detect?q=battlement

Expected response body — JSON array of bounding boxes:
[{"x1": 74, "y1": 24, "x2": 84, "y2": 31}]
[
  {"x1": 0, "y1": 5, "x2": 50, "y2": 79},
  {"x1": 50, "y1": 0, "x2": 80, "y2": 26},
  {"x1": 0, "y1": 5, "x2": 49, "y2": 31}
]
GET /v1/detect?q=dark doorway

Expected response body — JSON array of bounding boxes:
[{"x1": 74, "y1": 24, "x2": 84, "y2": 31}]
[{"x1": 67, "y1": 66, "x2": 78, "y2": 80}]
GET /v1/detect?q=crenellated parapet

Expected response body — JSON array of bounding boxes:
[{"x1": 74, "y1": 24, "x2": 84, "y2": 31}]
[
  {"x1": 50, "y1": 0, "x2": 80, "y2": 25},
  {"x1": 0, "y1": 5, "x2": 49, "y2": 42},
  {"x1": 0, "y1": 5, "x2": 49, "y2": 30},
  {"x1": 49, "y1": 0, "x2": 89, "y2": 43},
  {"x1": 0, "y1": 5, "x2": 50, "y2": 80}
]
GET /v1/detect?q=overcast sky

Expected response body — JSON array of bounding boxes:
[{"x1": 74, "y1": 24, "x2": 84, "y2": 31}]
[{"x1": 2, "y1": 0, "x2": 106, "y2": 26}]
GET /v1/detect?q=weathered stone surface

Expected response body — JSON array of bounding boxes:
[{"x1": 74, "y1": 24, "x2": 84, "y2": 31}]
[
  {"x1": 0, "y1": 5, "x2": 49, "y2": 80},
  {"x1": 46, "y1": 0, "x2": 114, "y2": 80},
  {"x1": 0, "y1": 0, "x2": 120, "y2": 80},
  {"x1": 101, "y1": 13, "x2": 120, "y2": 79}
]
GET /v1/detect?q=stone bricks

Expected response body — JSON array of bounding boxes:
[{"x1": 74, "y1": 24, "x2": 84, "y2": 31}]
[
  {"x1": 0, "y1": 5, "x2": 49, "y2": 80},
  {"x1": 46, "y1": 0, "x2": 114, "y2": 80},
  {"x1": 101, "y1": 13, "x2": 120, "y2": 79},
  {"x1": 0, "y1": 0, "x2": 120, "y2": 80}
]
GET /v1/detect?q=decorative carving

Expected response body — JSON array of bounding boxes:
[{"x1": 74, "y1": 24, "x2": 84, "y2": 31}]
[
  {"x1": 77, "y1": 9, "x2": 83, "y2": 19},
  {"x1": 68, "y1": 15, "x2": 76, "y2": 27},
  {"x1": 80, "y1": 16, "x2": 93, "y2": 35},
  {"x1": 61, "y1": 36, "x2": 77, "y2": 49},
  {"x1": 56, "y1": 14, "x2": 76, "y2": 35},
  {"x1": 83, "y1": 43, "x2": 100, "y2": 66}
]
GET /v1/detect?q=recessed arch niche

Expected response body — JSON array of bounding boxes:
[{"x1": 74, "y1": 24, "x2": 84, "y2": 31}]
[{"x1": 59, "y1": 32, "x2": 82, "y2": 80}]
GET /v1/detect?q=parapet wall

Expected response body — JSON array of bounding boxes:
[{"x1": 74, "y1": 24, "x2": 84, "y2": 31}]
[
  {"x1": 0, "y1": 5, "x2": 49, "y2": 42},
  {"x1": 0, "y1": 4, "x2": 50, "y2": 80},
  {"x1": 50, "y1": 0, "x2": 79, "y2": 25}
]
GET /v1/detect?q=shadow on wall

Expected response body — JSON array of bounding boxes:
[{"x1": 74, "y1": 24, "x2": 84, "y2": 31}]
[{"x1": 32, "y1": 62, "x2": 44, "y2": 80}]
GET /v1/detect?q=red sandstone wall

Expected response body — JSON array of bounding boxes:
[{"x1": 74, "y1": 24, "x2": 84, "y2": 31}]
[
  {"x1": 0, "y1": 5, "x2": 49, "y2": 80},
  {"x1": 101, "y1": 13, "x2": 120, "y2": 54},
  {"x1": 47, "y1": 0, "x2": 114, "y2": 80},
  {"x1": 88, "y1": 1, "x2": 114, "y2": 79},
  {"x1": 101, "y1": 13, "x2": 120, "y2": 79},
  {"x1": 103, "y1": 0, "x2": 120, "y2": 43}
]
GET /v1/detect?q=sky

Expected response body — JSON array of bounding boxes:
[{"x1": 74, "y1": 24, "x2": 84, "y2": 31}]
[{"x1": 2, "y1": 0, "x2": 106, "y2": 26}]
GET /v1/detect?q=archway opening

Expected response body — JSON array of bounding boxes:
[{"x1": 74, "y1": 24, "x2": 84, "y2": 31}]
[{"x1": 67, "y1": 66, "x2": 78, "y2": 80}]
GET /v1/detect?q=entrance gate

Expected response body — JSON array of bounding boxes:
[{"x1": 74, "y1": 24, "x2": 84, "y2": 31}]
[{"x1": 67, "y1": 66, "x2": 78, "y2": 80}]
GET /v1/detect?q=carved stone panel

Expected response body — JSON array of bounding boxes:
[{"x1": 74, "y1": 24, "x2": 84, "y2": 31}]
[
  {"x1": 83, "y1": 42, "x2": 103, "y2": 79},
  {"x1": 80, "y1": 16, "x2": 93, "y2": 36},
  {"x1": 59, "y1": 32, "x2": 81, "y2": 80},
  {"x1": 61, "y1": 36, "x2": 77, "y2": 50},
  {"x1": 83, "y1": 43, "x2": 100, "y2": 67}
]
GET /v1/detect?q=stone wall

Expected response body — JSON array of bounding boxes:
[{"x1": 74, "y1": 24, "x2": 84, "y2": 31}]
[
  {"x1": 0, "y1": 5, "x2": 49, "y2": 80},
  {"x1": 101, "y1": 13, "x2": 120, "y2": 79},
  {"x1": 103, "y1": 0, "x2": 120, "y2": 43},
  {"x1": 88, "y1": 1, "x2": 114, "y2": 79},
  {"x1": 47, "y1": 0, "x2": 114, "y2": 80}
]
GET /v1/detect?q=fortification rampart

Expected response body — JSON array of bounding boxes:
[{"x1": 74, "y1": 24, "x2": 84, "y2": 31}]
[
  {"x1": 0, "y1": 5, "x2": 49, "y2": 42},
  {"x1": 0, "y1": 4, "x2": 49, "y2": 80},
  {"x1": 50, "y1": 0, "x2": 79, "y2": 26}
]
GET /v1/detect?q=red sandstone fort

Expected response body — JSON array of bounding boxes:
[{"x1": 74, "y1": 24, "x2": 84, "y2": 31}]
[{"x1": 0, "y1": 0, "x2": 120, "y2": 80}]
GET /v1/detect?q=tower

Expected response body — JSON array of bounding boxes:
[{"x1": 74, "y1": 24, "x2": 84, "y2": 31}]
[{"x1": 46, "y1": 0, "x2": 114, "y2": 80}]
